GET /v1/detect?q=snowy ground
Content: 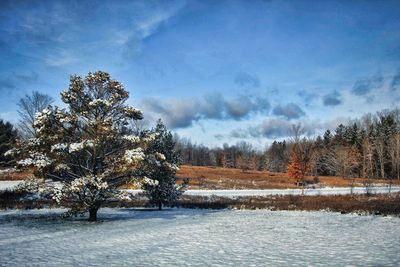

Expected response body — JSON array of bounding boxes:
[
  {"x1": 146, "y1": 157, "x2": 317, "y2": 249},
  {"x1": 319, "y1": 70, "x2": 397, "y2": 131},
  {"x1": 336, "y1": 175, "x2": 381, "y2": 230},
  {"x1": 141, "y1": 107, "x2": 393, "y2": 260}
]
[
  {"x1": 182, "y1": 186, "x2": 400, "y2": 197},
  {"x1": 126, "y1": 186, "x2": 400, "y2": 197},
  {"x1": 0, "y1": 208, "x2": 399, "y2": 266},
  {"x1": 0, "y1": 180, "x2": 24, "y2": 190},
  {"x1": 2, "y1": 180, "x2": 400, "y2": 197}
]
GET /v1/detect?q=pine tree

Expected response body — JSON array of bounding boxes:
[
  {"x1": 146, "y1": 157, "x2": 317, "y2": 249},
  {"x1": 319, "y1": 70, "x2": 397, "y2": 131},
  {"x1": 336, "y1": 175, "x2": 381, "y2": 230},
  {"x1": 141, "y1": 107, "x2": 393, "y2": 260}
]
[
  {"x1": 141, "y1": 120, "x2": 186, "y2": 210},
  {"x1": 9, "y1": 71, "x2": 153, "y2": 221},
  {"x1": 0, "y1": 120, "x2": 18, "y2": 167}
]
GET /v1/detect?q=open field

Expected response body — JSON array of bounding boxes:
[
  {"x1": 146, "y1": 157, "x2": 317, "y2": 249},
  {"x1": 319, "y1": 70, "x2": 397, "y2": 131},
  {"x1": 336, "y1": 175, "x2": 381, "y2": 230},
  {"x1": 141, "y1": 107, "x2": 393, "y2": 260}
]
[{"x1": 176, "y1": 165, "x2": 400, "y2": 189}]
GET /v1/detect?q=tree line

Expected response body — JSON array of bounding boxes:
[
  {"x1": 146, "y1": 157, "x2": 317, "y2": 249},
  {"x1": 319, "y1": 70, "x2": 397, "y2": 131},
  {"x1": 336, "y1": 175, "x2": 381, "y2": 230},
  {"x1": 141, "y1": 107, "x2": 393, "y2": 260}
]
[{"x1": 174, "y1": 109, "x2": 400, "y2": 181}]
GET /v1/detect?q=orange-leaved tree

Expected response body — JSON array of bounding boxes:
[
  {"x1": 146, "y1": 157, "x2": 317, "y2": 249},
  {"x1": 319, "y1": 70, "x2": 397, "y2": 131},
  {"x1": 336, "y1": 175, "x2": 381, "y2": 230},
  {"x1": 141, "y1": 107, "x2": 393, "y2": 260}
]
[{"x1": 288, "y1": 149, "x2": 301, "y2": 181}]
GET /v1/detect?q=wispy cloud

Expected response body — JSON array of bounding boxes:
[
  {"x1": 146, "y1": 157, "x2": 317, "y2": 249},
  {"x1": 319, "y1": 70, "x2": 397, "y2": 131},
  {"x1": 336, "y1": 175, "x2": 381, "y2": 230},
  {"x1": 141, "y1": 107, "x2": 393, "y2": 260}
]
[
  {"x1": 0, "y1": 0, "x2": 186, "y2": 67},
  {"x1": 45, "y1": 49, "x2": 79, "y2": 67},
  {"x1": 114, "y1": 1, "x2": 186, "y2": 57}
]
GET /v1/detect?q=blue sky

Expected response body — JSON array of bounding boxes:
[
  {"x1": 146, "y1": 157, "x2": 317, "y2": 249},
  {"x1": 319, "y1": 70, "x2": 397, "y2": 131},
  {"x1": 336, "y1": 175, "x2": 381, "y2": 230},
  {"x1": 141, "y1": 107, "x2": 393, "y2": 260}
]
[{"x1": 0, "y1": 0, "x2": 400, "y2": 147}]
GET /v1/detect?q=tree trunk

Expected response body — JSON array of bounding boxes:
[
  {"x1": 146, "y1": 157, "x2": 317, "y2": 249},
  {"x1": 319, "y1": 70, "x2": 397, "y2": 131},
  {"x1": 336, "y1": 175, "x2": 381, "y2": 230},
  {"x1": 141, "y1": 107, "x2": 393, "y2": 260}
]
[
  {"x1": 158, "y1": 201, "x2": 162, "y2": 210},
  {"x1": 89, "y1": 207, "x2": 98, "y2": 222}
]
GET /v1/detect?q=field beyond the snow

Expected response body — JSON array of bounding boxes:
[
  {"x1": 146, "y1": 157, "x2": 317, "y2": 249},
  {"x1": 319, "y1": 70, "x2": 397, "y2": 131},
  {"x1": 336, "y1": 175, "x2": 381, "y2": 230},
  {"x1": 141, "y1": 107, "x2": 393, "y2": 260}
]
[
  {"x1": 2, "y1": 166, "x2": 400, "y2": 190},
  {"x1": 176, "y1": 165, "x2": 400, "y2": 189}
]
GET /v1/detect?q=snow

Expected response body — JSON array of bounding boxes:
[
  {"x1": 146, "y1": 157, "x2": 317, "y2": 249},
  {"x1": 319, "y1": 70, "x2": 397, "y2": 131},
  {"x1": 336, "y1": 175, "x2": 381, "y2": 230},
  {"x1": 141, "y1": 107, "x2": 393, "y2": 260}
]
[
  {"x1": 0, "y1": 208, "x2": 399, "y2": 266},
  {"x1": 126, "y1": 186, "x2": 400, "y2": 198},
  {"x1": 0, "y1": 180, "x2": 24, "y2": 190},
  {"x1": 182, "y1": 186, "x2": 400, "y2": 197},
  {"x1": 2, "y1": 181, "x2": 400, "y2": 197}
]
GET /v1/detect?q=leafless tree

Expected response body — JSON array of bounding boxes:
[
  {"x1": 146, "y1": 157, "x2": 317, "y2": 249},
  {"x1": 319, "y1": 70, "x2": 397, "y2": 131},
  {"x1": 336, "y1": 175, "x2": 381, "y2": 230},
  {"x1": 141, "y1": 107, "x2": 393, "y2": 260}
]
[
  {"x1": 389, "y1": 133, "x2": 400, "y2": 192},
  {"x1": 17, "y1": 91, "x2": 54, "y2": 138},
  {"x1": 290, "y1": 123, "x2": 304, "y2": 144},
  {"x1": 389, "y1": 133, "x2": 400, "y2": 180},
  {"x1": 325, "y1": 145, "x2": 359, "y2": 193},
  {"x1": 374, "y1": 136, "x2": 386, "y2": 179},
  {"x1": 361, "y1": 136, "x2": 374, "y2": 179}
]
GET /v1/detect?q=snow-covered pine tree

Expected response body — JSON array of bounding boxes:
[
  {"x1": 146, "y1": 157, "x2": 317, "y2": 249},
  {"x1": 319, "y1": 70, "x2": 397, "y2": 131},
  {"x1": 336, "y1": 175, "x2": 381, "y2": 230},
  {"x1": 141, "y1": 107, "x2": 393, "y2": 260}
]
[
  {"x1": 9, "y1": 71, "x2": 155, "y2": 221},
  {"x1": 141, "y1": 119, "x2": 186, "y2": 210}
]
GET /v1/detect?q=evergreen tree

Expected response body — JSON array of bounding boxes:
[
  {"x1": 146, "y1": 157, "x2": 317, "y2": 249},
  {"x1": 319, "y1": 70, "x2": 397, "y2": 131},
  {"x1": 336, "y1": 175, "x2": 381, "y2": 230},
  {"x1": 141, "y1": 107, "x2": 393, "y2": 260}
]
[
  {"x1": 0, "y1": 120, "x2": 18, "y2": 167},
  {"x1": 323, "y1": 129, "x2": 332, "y2": 146},
  {"x1": 141, "y1": 120, "x2": 186, "y2": 210},
  {"x1": 9, "y1": 71, "x2": 153, "y2": 221}
]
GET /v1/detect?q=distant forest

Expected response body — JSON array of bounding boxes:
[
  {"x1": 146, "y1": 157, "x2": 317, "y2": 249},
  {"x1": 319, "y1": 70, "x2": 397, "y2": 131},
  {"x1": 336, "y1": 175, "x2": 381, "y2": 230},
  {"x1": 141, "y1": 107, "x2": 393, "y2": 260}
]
[
  {"x1": 1, "y1": 100, "x2": 400, "y2": 181},
  {"x1": 174, "y1": 108, "x2": 400, "y2": 180}
]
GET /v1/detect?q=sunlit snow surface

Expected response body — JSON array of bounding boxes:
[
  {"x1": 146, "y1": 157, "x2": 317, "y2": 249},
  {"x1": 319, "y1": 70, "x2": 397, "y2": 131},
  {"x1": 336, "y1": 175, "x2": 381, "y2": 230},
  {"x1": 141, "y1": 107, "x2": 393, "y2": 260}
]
[
  {"x1": 0, "y1": 208, "x2": 399, "y2": 266},
  {"x1": 2, "y1": 181, "x2": 400, "y2": 197}
]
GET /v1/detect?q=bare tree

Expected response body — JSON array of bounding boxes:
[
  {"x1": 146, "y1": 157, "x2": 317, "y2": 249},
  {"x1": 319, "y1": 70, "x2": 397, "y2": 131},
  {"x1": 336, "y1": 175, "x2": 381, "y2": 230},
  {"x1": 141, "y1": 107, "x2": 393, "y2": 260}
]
[
  {"x1": 374, "y1": 136, "x2": 386, "y2": 179},
  {"x1": 361, "y1": 137, "x2": 374, "y2": 179},
  {"x1": 335, "y1": 146, "x2": 359, "y2": 178},
  {"x1": 17, "y1": 91, "x2": 54, "y2": 138},
  {"x1": 389, "y1": 133, "x2": 400, "y2": 192},
  {"x1": 290, "y1": 123, "x2": 304, "y2": 144},
  {"x1": 389, "y1": 133, "x2": 400, "y2": 180}
]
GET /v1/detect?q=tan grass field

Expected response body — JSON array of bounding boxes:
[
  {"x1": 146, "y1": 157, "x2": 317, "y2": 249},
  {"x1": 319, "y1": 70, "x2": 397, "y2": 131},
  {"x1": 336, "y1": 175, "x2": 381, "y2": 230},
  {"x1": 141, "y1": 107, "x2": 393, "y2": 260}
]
[
  {"x1": 176, "y1": 165, "x2": 400, "y2": 189},
  {"x1": 1, "y1": 166, "x2": 399, "y2": 190}
]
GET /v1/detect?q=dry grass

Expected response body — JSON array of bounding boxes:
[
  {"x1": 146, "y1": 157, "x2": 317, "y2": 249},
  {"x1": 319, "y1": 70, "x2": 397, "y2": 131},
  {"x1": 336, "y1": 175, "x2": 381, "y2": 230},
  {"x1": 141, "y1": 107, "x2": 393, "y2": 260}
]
[
  {"x1": 3, "y1": 191, "x2": 398, "y2": 216},
  {"x1": 0, "y1": 168, "x2": 33, "y2": 181},
  {"x1": 2, "y1": 165, "x2": 399, "y2": 190},
  {"x1": 176, "y1": 193, "x2": 400, "y2": 215},
  {"x1": 176, "y1": 165, "x2": 400, "y2": 189}
]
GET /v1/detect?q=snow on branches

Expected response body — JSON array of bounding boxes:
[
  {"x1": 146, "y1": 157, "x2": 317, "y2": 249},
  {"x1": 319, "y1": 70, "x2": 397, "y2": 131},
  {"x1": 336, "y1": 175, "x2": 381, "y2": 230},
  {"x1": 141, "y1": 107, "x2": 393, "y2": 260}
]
[
  {"x1": 141, "y1": 120, "x2": 187, "y2": 210},
  {"x1": 9, "y1": 71, "x2": 154, "y2": 221}
]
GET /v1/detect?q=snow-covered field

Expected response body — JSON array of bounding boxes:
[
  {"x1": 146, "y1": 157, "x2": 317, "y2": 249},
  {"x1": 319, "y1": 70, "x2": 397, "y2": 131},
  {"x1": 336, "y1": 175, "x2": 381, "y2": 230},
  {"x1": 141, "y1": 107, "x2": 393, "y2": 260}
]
[
  {"x1": 0, "y1": 208, "x2": 399, "y2": 266},
  {"x1": 125, "y1": 186, "x2": 400, "y2": 198},
  {"x1": 0, "y1": 180, "x2": 24, "y2": 190},
  {"x1": 2, "y1": 180, "x2": 400, "y2": 197},
  {"x1": 182, "y1": 186, "x2": 400, "y2": 197}
]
